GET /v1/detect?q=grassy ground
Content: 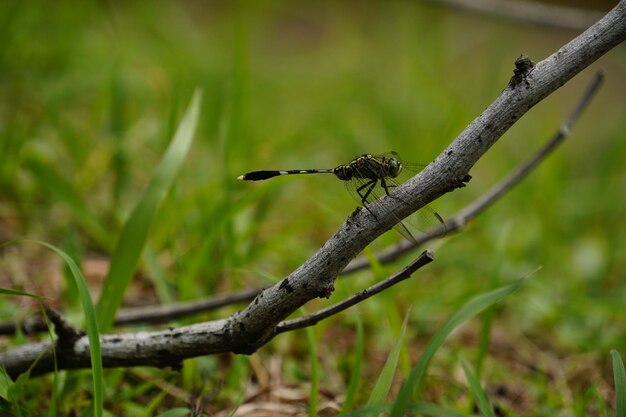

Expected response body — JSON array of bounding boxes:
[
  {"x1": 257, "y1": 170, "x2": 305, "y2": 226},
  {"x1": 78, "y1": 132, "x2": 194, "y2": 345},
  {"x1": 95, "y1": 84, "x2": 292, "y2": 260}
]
[{"x1": 1, "y1": 1, "x2": 625, "y2": 416}]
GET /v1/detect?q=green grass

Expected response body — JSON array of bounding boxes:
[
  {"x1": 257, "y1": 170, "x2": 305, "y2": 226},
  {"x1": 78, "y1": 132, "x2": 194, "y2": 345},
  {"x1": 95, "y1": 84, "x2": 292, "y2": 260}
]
[
  {"x1": 1, "y1": 1, "x2": 625, "y2": 415},
  {"x1": 41, "y1": 242, "x2": 103, "y2": 417},
  {"x1": 461, "y1": 357, "x2": 495, "y2": 417},
  {"x1": 0, "y1": 241, "x2": 103, "y2": 417},
  {"x1": 365, "y1": 309, "x2": 410, "y2": 411},
  {"x1": 389, "y1": 280, "x2": 524, "y2": 417},
  {"x1": 613, "y1": 350, "x2": 626, "y2": 417}
]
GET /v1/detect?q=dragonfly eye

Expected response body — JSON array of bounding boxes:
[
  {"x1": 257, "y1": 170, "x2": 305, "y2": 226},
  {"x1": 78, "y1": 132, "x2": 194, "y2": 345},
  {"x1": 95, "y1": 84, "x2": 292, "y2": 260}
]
[{"x1": 387, "y1": 158, "x2": 402, "y2": 177}]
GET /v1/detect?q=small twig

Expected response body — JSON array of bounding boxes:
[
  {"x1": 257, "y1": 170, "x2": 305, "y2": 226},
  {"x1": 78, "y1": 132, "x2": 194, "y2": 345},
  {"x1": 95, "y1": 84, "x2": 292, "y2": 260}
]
[
  {"x1": 0, "y1": 287, "x2": 261, "y2": 336},
  {"x1": 112, "y1": 287, "x2": 261, "y2": 325},
  {"x1": 428, "y1": 0, "x2": 605, "y2": 31},
  {"x1": 275, "y1": 250, "x2": 435, "y2": 333},
  {"x1": 341, "y1": 69, "x2": 605, "y2": 275}
]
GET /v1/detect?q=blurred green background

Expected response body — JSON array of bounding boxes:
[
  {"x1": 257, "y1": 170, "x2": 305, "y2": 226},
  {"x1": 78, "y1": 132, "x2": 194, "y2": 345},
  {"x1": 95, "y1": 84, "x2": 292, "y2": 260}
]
[{"x1": 1, "y1": 1, "x2": 625, "y2": 415}]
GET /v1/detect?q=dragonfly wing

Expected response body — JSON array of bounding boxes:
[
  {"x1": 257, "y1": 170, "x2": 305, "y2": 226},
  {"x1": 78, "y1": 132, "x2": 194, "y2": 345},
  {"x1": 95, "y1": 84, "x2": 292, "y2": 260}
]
[
  {"x1": 345, "y1": 154, "x2": 445, "y2": 240},
  {"x1": 342, "y1": 159, "x2": 415, "y2": 241}
]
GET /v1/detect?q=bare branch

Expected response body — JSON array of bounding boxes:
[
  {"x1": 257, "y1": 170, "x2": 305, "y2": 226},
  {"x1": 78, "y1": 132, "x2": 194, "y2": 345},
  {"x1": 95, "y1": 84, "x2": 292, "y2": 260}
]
[
  {"x1": 428, "y1": 0, "x2": 605, "y2": 31},
  {"x1": 112, "y1": 287, "x2": 261, "y2": 325},
  {"x1": 0, "y1": 2, "x2": 623, "y2": 377},
  {"x1": 276, "y1": 250, "x2": 434, "y2": 333},
  {"x1": 0, "y1": 287, "x2": 261, "y2": 336}
]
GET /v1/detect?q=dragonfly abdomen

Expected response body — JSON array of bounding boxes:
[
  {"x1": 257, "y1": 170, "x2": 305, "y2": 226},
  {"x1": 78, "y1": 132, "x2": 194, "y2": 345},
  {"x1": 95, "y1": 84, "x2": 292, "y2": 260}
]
[{"x1": 238, "y1": 169, "x2": 334, "y2": 181}]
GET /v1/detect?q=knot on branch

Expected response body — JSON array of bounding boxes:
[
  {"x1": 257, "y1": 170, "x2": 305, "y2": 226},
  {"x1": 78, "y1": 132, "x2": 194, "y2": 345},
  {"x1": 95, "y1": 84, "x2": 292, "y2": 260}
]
[
  {"x1": 446, "y1": 174, "x2": 472, "y2": 193},
  {"x1": 508, "y1": 54, "x2": 536, "y2": 88},
  {"x1": 457, "y1": 174, "x2": 472, "y2": 189}
]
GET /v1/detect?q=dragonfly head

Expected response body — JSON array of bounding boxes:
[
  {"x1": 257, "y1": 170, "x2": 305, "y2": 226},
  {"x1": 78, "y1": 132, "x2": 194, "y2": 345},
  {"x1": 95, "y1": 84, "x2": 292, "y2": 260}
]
[{"x1": 387, "y1": 157, "x2": 402, "y2": 178}]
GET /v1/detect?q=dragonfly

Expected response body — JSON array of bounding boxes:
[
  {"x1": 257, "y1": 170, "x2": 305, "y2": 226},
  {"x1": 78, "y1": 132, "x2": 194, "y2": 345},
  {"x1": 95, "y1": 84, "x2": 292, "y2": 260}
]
[{"x1": 237, "y1": 152, "x2": 445, "y2": 242}]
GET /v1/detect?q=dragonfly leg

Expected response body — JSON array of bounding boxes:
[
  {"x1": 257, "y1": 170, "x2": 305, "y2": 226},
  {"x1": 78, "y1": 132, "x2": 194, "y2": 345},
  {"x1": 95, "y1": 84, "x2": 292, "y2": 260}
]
[
  {"x1": 381, "y1": 177, "x2": 411, "y2": 206},
  {"x1": 356, "y1": 179, "x2": 378, "y2": 206},
  {"x1": 380, "y1": 178, "x2": 392, "y2": 196},
  {"x1": 356, "y1": 179, "x2": 381, "y2": 222}
]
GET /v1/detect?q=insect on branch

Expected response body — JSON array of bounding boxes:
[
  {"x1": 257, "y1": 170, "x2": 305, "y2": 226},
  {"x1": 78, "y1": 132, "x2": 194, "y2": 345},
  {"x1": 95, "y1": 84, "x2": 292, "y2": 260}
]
[{"x1": 0, "y1": 69, "x2": 607, "y2": 337}]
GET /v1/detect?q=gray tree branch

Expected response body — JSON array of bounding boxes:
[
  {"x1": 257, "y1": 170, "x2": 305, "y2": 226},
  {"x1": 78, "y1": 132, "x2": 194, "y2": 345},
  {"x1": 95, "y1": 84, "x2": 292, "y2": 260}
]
[{"x1": 0, "y1": 0, "x2": 623, "y2": 378}]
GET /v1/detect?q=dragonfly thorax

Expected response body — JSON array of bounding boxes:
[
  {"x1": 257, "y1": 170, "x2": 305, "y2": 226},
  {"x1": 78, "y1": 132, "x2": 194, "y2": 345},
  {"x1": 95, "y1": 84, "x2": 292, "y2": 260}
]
[
  {"x1": 333, "y1": 164, "x2": 354, "y2": 180},
  {"x1": 332, "y1": 154, "x2": 403, "y2": 181}
]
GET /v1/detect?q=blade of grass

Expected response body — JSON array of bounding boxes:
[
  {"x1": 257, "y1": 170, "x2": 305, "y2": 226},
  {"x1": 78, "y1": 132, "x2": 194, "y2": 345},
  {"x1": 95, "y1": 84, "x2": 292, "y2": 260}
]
[
  {"x1": 306, "y1": 323, "x2": 319, "y2": 417},
  {"x1": 611, "y1": 349, "x2": 626, "y2": 417},
  {"x1": 340, "y1": 314, "x2": 364, "y2": 413},
  {"x1": 96, "y1": 90, "x2": 202, "y2": 331},
  {"x1": 32, "y1": 241, "x2": 103, "y2": 417},
  {"x1": 460, "y1": 357, "x2": 495, "y2": 417},
  {"x1": 6, "y1": 372, "x2": 30, "y2": 417},
  {"x1": 0, "y1": 367, "x2": 12, "y2": 401},
  {"x1": 390, "y1": 279, "x2": 526, "y2": 417},
  {"x1": 366, "y1": 309, "x2": 411, "y2": 411},
  {"x1": 0, "y1": 288, "x2": 44, "y2": 298},
  {"x1": 0, "y1": 367, "x2": 24, "y2": 417}
]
